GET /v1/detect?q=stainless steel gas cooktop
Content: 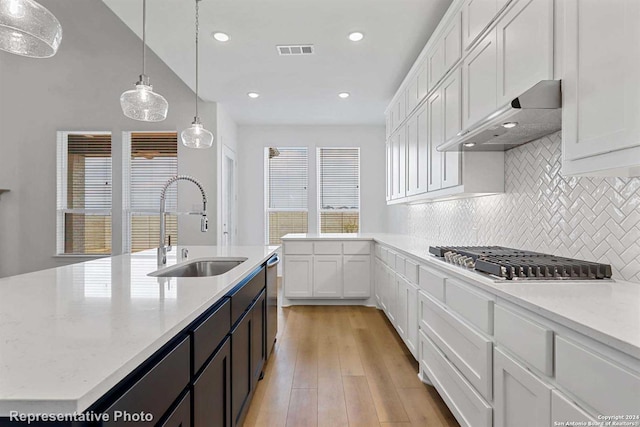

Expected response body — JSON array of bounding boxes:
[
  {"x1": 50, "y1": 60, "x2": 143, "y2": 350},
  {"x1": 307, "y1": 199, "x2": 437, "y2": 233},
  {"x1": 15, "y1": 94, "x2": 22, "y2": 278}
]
[{"x1": 428, "y1": 246, "x2": 613, "y2": 280}]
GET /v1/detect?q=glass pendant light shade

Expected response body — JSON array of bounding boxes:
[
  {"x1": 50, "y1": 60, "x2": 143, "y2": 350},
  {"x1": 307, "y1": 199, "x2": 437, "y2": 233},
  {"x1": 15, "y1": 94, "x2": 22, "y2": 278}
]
[
  {"x1": 181, "y1": 118, "x2": 214, "y2": 149},
  {"x1": 0, "y1": 0, "x2": 62, "y2": 58},
  {"x1": 120, "y1": 77, "x2": 169, "y2": 122}
]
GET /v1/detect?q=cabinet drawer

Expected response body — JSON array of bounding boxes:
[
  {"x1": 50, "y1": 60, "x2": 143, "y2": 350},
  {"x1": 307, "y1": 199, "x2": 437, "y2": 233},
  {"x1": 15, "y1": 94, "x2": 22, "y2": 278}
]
[
  {"x1": 284, "y1": 241, "x2": 313, "y2": 255},
  {"x1": 494, "y1": 304, "x2": 553, "y2": 376},
  {"x1": 555, "y1": 336, "x2": 640, "y2": 416},
  {"x1": 104, "y1": 337, "x2": 190, "y2": 427},
  {"x1": 419, "y1": 266, "x2": 446, "y2": 301},
  {"x1": 551, "y1": 390, "x2": 597, "y2": 425},
  {"x1": 375, "y1": 244, "x2": 382, "y2": 259},
  {"x1": 419, "y1": 331, "x2": 492, "y2": 427},
  {"x1": 446, "y1": 279, "x2": 494, "y2": 334},
  {"x1": 230, "y1": 268, "x2": 265, "y2": 325},
  {"x1": 395, "y1": 253, "x2": 406, "y2": 276},
  {"x1": 387, "y1": 250, "x2": 398, "y2": 270},
  {"x1": 343, "y1": 241, "x2": 371, "y2": 255},
  {"x1": 419, "y1": 292, "x2": 493, "y2": 400},
  {"x1": 405, "y1": 259, "x2": 419, "y2": 284},
  {"x1": 381, "y1": 247, "x2": 390, "y2": 265},
  {"x1": 192, "y1": 299, "x2": 231, "y2": 375},
  {"x1": 314, "y1": 241, "x2": 342, "y2": 255}
]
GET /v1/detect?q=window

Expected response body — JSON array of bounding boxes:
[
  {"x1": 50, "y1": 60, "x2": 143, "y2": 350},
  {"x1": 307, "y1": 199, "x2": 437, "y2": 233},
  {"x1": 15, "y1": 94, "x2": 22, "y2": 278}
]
[
  {"x1": 318, "y1": 148, "x2": 360, "y2": 233},
  {"x1": 265, "y1": 147, "x2": 308, "y2": 245},
  {"x1": 123, "y1": 132, "x2": 178, "y2": 253},
  {"x1": 56, "y1": 132, "x2": 112, "y2": 255}
]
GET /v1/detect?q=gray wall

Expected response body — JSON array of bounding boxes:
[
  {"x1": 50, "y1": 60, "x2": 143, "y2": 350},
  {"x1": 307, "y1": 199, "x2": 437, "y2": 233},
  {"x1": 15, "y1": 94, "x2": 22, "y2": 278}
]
[
  {"x1": 0, "y1": 0, "x2": 218, "y2": 277},
  {"x1": 387, "y1": 132, "x2": 640, "y2": 284},
  {"x1": 237, "y1": 125, "x2": 387, "y2": 246}
]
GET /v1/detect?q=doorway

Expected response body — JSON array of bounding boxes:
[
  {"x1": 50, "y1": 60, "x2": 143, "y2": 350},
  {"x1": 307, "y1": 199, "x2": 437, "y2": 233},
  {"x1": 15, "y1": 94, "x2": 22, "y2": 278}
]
[{"x1": 220, "y1": 145, "x2": 237, "y2": 246}]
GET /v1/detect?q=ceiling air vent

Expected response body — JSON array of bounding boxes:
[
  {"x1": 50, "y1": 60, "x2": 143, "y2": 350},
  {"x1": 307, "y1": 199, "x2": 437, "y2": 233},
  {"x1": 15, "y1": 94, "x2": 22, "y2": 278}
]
[{"x1": 277, "y1": 45, "x2": 314, "y2": 56}]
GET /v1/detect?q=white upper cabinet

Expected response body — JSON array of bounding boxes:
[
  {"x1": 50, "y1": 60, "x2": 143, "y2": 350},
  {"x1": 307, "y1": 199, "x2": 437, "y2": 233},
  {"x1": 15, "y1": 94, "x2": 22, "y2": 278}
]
[
  {"x1": 391, "y1": 128, "x2": 407, "y2": 199},
  {"x1": 385, "y1": 141, "x2": 391, "y2": 201},
  {"x1": 496, "y1": 0, "x2": 554, "y2": 105},
  {"x1": 462, "y1": 27, "x2": 497, "y2": 129},
  {"x1": 407, "y1": 74, "x2": 420, "y2": 115},
  {"x1": 444, "y1": 12, "x2": 463, "y2": 73},
  {"x1": 427, "y1": 90, "x2": 444, "y2": 192},
  {"x1": 462, "y1": 0, "x2": 509, "y2": 49},
  {"x1": 442, "y1": 70, "x2": 462, "y2": 188},
  {"x1": 429, "y1": 12, "x2": 463, "y2": 91},
  {"x1": 562, "y1": 0, "x2": 640, "y2": 177},
  {"x1": 407, "y1": 106, "x2": 430, "y2": 196},
  {"x1": 418, "y1": 61, "x2": 429, "y2": 104}
]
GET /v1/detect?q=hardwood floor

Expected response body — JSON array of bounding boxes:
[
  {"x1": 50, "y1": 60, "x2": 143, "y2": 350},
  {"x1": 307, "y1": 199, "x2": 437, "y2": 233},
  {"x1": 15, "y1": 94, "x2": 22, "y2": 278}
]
[{"x1": 243, "y1": 304, "x2": 459, "y2": 427}]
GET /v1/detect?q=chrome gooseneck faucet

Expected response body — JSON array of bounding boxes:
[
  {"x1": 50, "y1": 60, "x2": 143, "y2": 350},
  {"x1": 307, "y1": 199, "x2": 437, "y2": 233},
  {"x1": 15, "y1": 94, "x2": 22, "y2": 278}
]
[{"x1": 158, "y1": 175, "x2": 208, "y2": 267}]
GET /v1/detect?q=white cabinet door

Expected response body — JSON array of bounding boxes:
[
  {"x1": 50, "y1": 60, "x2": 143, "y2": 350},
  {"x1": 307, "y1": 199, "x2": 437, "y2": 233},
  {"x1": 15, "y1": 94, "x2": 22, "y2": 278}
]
[
  {"x1": 343, "y1": 255, "x2": 371, "y2": 298},
  {"x1": 442, "y1": 69, "x2": 462, "y2": 188},
  {"x1": 428, "y1": 40, "x2": 445, "y2": 91},
  {"x1": 405, "y1": 282, "x2": 419, "y2": 359},
  {"x1": 374, "y1": 259, "x2": 384, "y2": 306},
  {"x1": 444, "y1": 11, "x2": 463, "y2": 73},
  {"x1": 462, "y1": 0, "x2": 500, "y2": 49},
  {"x1": 391, "y1": 132, "x2": 400, "y2": 199},
  {"x1": 406, "y1": 115, "x2": 419, "y2": 196},
  {"x1": 427, "y1": 89, "x2": 443, "y2": 192},
  {"x1": 417, "y1": 106, "x2": 430, "y2": 194},
  {"x1": 385, "y1": 141, "x2": 391, "y2": 201},
  {"x1": 284, "y1": 255, "x2": 313, "y2": 298},
  {"x1": 418, "y1": 61, "x2": 429, "y2": 104},
  {"x1": 562, "y1": 0, "x2": 640, "y2": 162},
  {"x1": 313, "y1": 255, "x2": 342, "y2": 298},
  {"x1": 462, "y1": 27, "x2": 497, "y2": 129},
  {"x1": 396, "y1": 276, "x2": 409, "y2": 339},
  {"x1": 407, "y1": 75, "x2": 419, "y2": 114},
  {"x1": 551, "y1": 391, "x2": 598, "y2": 425},
  {"x1": 386, "y1": 268, "x2": 398, "y2": 324},
  {"x1": 398, "y1": 126, "x2": 407, "y2": 198},
  {"x1": 494, "y1": 348, "x2": 553, "y2": 427},
  {"x1": 496, "y1": 0, "x2": 554, "y2": 105}
]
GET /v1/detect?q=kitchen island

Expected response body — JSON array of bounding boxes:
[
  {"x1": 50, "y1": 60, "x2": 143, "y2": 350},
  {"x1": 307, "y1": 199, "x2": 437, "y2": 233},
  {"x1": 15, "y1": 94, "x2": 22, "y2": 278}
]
[{"x1": 0, "y1": 245, "x2": 278, "y2": 425}]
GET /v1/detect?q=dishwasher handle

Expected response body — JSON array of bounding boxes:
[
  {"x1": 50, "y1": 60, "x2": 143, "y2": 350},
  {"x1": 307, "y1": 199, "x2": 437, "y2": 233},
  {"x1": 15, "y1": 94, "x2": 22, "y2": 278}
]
[{"x1": 267, "y1": 254, "x2": 280, "y2": 268}]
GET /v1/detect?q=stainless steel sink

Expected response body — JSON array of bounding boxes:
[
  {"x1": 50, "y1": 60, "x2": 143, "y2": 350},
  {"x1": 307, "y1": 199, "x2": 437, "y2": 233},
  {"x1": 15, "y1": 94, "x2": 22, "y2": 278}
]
[{"x1": 149, "y1": 258, "x2": 247, "y2": 278}]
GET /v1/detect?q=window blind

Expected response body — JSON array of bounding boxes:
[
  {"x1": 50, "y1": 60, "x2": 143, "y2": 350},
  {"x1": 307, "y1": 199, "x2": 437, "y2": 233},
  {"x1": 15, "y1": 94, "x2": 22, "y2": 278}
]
[
  {"x1": 125, "y1": 132, "x2": 178, "y2": 253},
  {"x1": 266, "y1": 147, "x2": 308, "y2": 244},
  {"x1": 268, "y1": 147, "x2": 308, "y2": 209},
  {"x1": 319, "y1": 148, "x2": 360, "y2": 209},
  {"x1": 56, "y1": 133, "x2": 112, "y2": 255},
  {"x1": 318, "y1": 147, "x2": 360, "y2": 233}
]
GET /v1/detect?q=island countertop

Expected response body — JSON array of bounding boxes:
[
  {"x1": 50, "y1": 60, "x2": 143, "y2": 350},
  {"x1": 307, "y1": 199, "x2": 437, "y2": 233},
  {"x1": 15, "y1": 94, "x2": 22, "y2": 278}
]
[
  {"x1": 282, "y1": 233, "x2": 640, "y2": 360},
  {"x1": 0, "y1": 245, "x2": 278, "y2": 416}
]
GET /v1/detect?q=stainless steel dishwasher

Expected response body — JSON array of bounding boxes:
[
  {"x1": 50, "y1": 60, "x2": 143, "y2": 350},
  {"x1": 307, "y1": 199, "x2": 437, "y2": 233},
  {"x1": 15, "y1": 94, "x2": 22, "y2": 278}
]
[{"x1": 265, "y1": 254, "x2": 279, "y2": 356}]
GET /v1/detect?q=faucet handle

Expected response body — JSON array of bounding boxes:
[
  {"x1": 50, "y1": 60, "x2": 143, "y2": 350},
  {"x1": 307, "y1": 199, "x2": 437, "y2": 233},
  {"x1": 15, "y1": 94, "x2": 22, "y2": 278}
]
[
  {"x1": 167, "y1": 235, "x2": 172, "y2": 252},
  {"x1": 181, "y1": 248, "x2": 189, "y2": 260}
]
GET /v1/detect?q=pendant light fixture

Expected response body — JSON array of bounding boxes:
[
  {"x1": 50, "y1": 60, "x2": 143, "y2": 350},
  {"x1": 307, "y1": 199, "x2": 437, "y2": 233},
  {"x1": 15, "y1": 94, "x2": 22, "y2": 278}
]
[
  {"x1": 120, "y1": 0, "x2": 168, "y2": 122},
  {"x1": 0, "y1": 0, "x2": 62, "y2": 58},
  {"x1": 181, "y1": 0, "x2": 214, "y2": 149}
]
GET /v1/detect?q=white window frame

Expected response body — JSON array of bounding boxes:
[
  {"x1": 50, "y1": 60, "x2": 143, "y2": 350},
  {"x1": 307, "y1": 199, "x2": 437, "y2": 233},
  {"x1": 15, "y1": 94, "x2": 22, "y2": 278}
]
[
  {"x1": 264, "y1": 147, "x2": 309, "y2": 245},
  {"x1": 316, "y1": 147, "x2": 361, "y2": 233},
  {"x1": 56, "y1": 131, "x2": 112, "y2": 256}
]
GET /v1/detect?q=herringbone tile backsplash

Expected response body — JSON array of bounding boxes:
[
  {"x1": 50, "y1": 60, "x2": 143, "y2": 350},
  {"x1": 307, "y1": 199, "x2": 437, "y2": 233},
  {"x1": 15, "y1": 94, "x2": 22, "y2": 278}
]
[{"x1": 387, "y1": 132, "x2": 640, "y2": 283}]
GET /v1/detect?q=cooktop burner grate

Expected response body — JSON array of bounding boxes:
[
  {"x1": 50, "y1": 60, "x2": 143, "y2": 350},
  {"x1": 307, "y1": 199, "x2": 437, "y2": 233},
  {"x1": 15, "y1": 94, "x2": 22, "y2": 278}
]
[{"x1": 428, "y1": 246, "x2": 613, "y2": 280}]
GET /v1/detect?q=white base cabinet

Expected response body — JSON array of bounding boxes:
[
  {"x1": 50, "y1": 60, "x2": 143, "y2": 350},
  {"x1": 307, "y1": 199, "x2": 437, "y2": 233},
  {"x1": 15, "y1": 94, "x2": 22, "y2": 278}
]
[
  {"x1": 283, "y1": 240, "x2": 372, "y2": 302},
  {"x1": 493, "y1": 348, "x2": 553, "y2": 427}
]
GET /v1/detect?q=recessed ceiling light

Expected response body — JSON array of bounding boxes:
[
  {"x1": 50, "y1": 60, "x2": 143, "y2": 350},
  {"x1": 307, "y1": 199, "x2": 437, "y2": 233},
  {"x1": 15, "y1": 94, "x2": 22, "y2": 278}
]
[
  {"x1": 348, "y1": 32, "x2": 364, "y2": 42},
  {"x1": 338, "y1": 92, "x2": 350, "y2": 99},
  {"x1": 212, "y1": 32, "x2": 230, "y2": 42},
  {"x1": 463, "y1": 142, "x2": 476, "y2": 148},
  {"x1": 247, "y1": 92, "x2": 260, "y2": 99},
  {"x1": 502, "y1": 121, "x2": 518, "y2": 129}
]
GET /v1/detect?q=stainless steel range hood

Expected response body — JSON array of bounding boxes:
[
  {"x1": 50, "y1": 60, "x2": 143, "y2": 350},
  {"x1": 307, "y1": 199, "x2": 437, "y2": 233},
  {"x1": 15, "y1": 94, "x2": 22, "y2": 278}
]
[{"x1": 437, "y1": 80, "x2": 561, "y2": 152}]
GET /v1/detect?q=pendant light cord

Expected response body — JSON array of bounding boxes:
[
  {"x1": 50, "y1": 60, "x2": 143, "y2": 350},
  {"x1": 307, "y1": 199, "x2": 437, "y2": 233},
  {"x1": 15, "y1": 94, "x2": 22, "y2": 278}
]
[
  {"x1": 195, "y1": 0, "x2": 200, "y2": 118},
  {"x1": 142, "y1": 0, "x2": 146, "y2": 78}
]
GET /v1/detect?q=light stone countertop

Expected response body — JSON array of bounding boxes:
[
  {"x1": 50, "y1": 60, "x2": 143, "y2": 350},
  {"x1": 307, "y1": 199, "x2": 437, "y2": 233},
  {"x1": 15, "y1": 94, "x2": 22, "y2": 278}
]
[
  {"x1": 0, "y1": 245, "x2": 278, "y2": 416},
  {"x1": 282, "y1": 233, "x2": 640, "y2": 360}
]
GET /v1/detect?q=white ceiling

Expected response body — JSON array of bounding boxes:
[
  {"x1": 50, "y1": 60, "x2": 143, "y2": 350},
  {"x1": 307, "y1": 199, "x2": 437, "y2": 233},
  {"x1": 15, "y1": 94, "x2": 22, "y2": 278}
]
[{"x1": 102, "y1": 0, "x2": 452, "y2": 125}]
